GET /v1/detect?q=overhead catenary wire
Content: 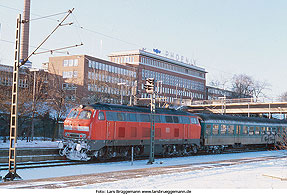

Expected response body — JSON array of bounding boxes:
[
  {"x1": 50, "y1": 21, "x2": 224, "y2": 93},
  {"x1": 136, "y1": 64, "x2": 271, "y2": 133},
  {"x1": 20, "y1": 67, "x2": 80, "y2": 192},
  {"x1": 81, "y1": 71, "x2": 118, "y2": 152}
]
[
  {"x1": 0, "y1": 4, "x2": 64, "y2": 23},
  {"x1": 21, "y1": 8, "x2": 75, "y2": 66},
  {"x1": 0, "y1": 5, "x2": 230, "y2": 77},
  {"x1": 0, "y1": 3, "x2": 145, "y2": 50},
  {"x1": 33, "y1": 43, "x2": 83, "y2": 55},
  {"x1": 29, "y1": 11, "x2": 68, "y2": 22}
]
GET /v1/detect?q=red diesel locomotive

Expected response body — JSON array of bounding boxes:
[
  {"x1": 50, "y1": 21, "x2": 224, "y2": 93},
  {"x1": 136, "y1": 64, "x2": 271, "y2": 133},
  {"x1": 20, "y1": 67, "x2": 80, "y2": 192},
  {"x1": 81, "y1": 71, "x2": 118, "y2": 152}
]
[{"x1": 58, "y1": 103, "x2": 201, "y2": 161}]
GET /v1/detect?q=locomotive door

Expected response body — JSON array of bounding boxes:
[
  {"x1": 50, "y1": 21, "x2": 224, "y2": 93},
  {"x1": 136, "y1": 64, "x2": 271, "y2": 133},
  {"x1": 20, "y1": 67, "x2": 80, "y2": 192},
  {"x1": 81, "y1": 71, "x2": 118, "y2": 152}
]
[
  {"x1": 184, "y1": 123, "x2": 189, "y2": 140},
  {"x1": 96, "y1": 110, "x2": 107, "y2": 140},
  {"x1": 106, "y1": 112, "x2": 115, "y2": 140}
]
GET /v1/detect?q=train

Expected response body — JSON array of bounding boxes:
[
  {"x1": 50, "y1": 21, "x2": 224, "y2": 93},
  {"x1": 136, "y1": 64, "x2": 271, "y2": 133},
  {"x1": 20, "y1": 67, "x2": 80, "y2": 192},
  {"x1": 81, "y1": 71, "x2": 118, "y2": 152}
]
[{"x1": 58, "y1": 103, "x2": 287, "y2": 161}]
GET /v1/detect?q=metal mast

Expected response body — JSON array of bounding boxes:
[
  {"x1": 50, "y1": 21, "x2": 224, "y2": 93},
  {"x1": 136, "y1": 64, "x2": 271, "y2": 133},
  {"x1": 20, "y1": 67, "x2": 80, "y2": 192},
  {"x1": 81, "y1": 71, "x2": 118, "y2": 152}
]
[
  {"x1": 148, "y1": 92, "x2": 156, "y2": 164},
  {"x1": 3, "y1": 8, "x2": 76, "y2": 182},
  {"x1": 145, "y1": 78, "x2": 155, "y2": 164},
  {"x1": 4, "y1": 14, "x2": 22, "y2": 181}
]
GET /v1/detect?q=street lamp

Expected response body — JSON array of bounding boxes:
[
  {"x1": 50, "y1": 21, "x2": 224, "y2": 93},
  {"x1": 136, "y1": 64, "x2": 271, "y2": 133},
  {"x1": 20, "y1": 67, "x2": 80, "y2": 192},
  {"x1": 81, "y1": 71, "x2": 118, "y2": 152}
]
[
  {"x1": 117, "y1": 82, "x2": 126, "y2": 105},
  {"x1": 30, "y1": 68, "x2": 39, "y2": 141}
]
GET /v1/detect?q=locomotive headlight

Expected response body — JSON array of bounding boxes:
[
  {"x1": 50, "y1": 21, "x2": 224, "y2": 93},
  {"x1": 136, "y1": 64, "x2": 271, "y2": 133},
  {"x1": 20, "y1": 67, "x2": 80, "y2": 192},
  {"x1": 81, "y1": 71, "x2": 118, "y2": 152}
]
[
  {"x1": 76, "y1": 143, "x2": 82, "y2": 151},
  {"x1": 58, "y1": 142, "x2": 64, "y2": 149}
]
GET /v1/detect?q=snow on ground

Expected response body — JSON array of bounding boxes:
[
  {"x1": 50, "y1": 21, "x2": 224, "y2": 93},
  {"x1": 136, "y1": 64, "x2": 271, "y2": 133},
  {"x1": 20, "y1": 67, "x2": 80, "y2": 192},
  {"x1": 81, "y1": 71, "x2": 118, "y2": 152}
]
[
  {"x1": 1, "y1": 150, "x2": 287, "y2": 189},
  {"x1": 77, "y1": 155, "x2": 287, "y2": 189},
  {"x1": 0, "y1": 140, "x2": 59, "y2": 148}
]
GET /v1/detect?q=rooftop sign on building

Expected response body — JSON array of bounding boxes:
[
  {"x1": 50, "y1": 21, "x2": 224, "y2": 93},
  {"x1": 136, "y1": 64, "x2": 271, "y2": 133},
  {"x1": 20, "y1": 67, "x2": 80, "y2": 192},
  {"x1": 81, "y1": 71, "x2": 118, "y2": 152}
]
[{"x1": 151, "y1": 48, "x2": 195, "y2": 66}]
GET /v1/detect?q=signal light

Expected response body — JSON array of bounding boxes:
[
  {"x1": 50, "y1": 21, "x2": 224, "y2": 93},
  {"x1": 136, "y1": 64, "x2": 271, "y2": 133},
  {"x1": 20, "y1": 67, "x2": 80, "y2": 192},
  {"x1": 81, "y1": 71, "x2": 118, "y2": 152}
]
[{"x1": 144, "y1": 78, "x2": 155, "y2": 94}]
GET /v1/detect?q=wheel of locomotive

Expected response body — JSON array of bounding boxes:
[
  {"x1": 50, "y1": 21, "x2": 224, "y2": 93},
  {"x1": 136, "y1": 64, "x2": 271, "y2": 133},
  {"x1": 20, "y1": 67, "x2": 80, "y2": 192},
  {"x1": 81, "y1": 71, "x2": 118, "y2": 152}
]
[
  {"x1": 192, "y1": 145, "x2": 198, "y2": 154},
  {"x1": 162, "y1": 145, "x2": 168, "y2": 157},
  {"x1": 59, "y1": 149, "x2": 65, "y2": 156},
  {"x1": 94, "y1": 148, "x2": 106, "y2": 160},
  {"x1": 80, "y1": 149, "x2": 90, "y2": 161}
]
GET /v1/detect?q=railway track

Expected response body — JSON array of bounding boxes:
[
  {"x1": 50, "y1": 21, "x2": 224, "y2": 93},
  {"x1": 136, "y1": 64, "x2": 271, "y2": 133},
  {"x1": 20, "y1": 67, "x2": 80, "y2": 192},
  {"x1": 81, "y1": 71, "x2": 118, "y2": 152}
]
[
  {"x1": 0, "y1": 146, "x2": 275, "y2": 171},
  {"x1": 0, "y1": 160, "x2": 91, "y2": 171},
  {"x1": 0, "y1": 153, "x2": 286, "y2": 189}
]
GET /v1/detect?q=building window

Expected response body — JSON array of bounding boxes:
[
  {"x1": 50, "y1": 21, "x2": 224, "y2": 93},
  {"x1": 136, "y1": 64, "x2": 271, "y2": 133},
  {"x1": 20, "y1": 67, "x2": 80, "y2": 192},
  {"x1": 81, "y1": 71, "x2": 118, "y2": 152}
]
[
  {"x1": 73, "y1": 71, "x2": 78, "y2": 78},
  {"x1": 63, "y1": 60, "x2": 68, "y2": 67}
]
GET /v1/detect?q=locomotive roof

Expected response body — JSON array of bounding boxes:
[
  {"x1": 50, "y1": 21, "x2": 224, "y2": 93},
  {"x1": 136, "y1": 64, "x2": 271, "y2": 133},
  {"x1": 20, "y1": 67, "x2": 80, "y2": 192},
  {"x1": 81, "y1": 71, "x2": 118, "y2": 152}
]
[
  {"x1": 79, "y1": 103, "x2": 196, "y2": 116},
  {"x1": 197, "y1": 113, "x2": 287, "y2": 124}
]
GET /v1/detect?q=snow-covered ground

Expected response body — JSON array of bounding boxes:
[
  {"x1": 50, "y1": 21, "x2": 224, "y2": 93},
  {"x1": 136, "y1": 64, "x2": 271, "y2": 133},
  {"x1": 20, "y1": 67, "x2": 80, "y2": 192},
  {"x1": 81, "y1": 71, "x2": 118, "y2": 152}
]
[
  {"x1": 1, "y1": 150, "x2": 287, "y2": 189},
  {"x1": 80, "y1": 153, "x2": 287, "y2": 189}
]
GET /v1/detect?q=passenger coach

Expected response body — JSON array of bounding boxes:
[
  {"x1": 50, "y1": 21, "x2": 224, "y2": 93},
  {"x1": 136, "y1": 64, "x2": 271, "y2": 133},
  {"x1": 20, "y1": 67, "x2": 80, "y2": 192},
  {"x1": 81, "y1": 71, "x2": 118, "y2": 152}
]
[{"x1": 198, "y1": 113, "x2": 287, "y2": 153}]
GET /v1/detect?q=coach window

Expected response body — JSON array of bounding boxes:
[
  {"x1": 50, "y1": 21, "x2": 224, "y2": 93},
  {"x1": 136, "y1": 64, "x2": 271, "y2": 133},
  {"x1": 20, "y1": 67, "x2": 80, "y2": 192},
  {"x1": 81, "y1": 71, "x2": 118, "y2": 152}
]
[
  {"x1": 243, "y1": 126, "x2": 248, "y2": 135},
  {"x1": 206, "y1": 124, "x2": 212, "y2": 135},
  {"x1": 266, "y1": 127, "x2": 271, "y2": 134},
  {"x1": 221, "y1": 125, "x2": 227, "y2": 135},
  {"x1": 98, "y1": 111, "x2": 105, "y2": 120},
  {"x1": 228, "y1": 125, "x2": 234, "y2": 135},
  {"x1": 255, "y1": 127, "x2": 260, "y2": 135},
  {"x1": 261, "y1": 127, "x2": 266, "y2": 135},
  {"x1": 236, "y1": 125, "x2": 241, "y2": 135},
  {"x1": 213, "y1": 125, "x2": 219, "y2": 135},
  {"x1": 249, "y1": 127, "x2": 254, "y2": 135}
]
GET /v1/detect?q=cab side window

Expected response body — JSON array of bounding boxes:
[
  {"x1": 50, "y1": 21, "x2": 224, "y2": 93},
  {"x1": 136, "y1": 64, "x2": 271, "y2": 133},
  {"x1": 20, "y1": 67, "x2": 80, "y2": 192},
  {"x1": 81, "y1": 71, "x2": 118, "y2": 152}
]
[{"x1": 98, "y1": 111, "x2": 105, "y2": 120}]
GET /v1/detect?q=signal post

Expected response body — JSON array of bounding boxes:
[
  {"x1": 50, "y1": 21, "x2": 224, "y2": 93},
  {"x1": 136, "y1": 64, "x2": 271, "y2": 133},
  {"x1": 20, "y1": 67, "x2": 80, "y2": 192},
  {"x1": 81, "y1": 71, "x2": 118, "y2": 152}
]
[{"x1": 145, "y1": 78, "x2": 156, "y2": 164}]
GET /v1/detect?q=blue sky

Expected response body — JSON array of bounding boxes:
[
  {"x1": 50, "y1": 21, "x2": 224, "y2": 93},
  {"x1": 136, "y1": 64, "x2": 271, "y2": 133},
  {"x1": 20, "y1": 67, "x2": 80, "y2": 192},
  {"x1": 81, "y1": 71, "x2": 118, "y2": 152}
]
[{"x1": 0, "y1": 0, "x2": 287, "y2": 98}]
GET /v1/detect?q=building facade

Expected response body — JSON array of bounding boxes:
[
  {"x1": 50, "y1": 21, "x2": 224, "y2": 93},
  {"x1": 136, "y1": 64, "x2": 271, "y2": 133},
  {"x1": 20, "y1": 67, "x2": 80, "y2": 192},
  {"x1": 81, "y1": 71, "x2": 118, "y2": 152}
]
[
  {"x1": 109, "y1": 50, "x2": 206, "y2": 103},
  {"x1": 0, "y1": 64, "x2": 29, "y2": 91},
  {"x1": 48, "y1": 55, "x2": 137, "y2": 104},
  {"x1": 48, "y1": 50, "x2": 207, "y2": 105},
  {"x1": 206, "y1": 86, "x2": 252, "y2": 100}
]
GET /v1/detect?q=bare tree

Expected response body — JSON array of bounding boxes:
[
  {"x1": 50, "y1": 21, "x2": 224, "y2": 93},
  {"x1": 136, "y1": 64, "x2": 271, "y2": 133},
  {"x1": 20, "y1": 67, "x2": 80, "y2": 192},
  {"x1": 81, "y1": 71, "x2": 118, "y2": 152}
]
[
  {"x1": 0, "y1": 68, "x2": 37, "y2": 141},
  {"x1": 252, "y1": 80, "x2": 271, "y2": 101},
  {"x1": 279, "y1": 91, "x2": 287, "y2": 102},
  {"x1": 231, "y1": 74, "x2": 254, "y2": 98},
  {"x1": 231, "y1": 74, "x2": 271, "y2": 100},
  {"x1": 25, "y1": 70, "x2": 50, "y2": 141},
  {"x1": 209, "y1": 74, "x2": 230, "y2": 90},
  {"x1": 47, "y1": 71, "x2": 75, "y2": 141}
]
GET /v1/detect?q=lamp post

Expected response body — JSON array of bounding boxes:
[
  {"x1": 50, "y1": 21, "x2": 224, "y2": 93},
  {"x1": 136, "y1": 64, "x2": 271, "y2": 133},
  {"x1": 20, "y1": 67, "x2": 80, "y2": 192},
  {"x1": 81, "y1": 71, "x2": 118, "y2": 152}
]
[{"x1": 30, "y1": 68, "x2": 39, "y2": 141}]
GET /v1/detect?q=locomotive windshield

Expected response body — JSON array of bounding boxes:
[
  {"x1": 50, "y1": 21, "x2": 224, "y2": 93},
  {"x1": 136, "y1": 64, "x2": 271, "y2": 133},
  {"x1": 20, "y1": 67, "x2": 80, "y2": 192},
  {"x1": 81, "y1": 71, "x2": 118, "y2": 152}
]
[
  {"x1": 78, "y1": 110, "x2": 92, "y2": 119},
  {"x1": 67, "y1": 110, "x2": 79, "y2": 119}
]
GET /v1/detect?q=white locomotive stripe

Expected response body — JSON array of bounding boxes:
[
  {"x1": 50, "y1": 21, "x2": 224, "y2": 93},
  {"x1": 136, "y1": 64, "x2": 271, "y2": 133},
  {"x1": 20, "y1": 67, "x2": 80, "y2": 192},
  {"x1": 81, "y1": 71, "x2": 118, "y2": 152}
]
[
  {"x1": 64, "y1": 125, "x2": 73, "y2": 130},
  {"x1": 77, "y1": 126, "x2": 90, "y2": 131},
  {"x1": 64, "y1": 125, "x2": 90, "y2": 131}
]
